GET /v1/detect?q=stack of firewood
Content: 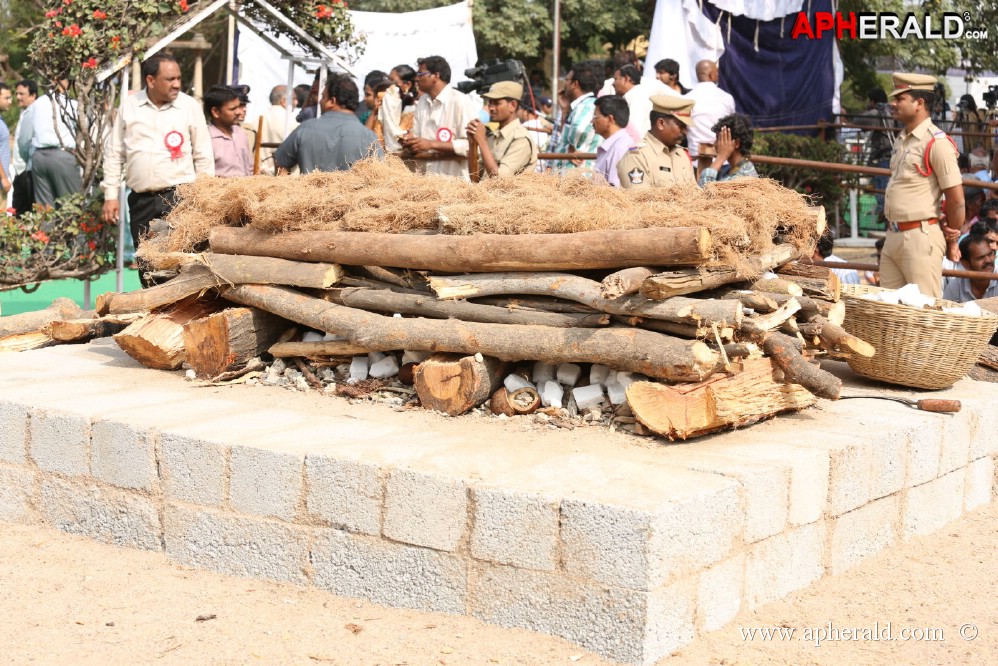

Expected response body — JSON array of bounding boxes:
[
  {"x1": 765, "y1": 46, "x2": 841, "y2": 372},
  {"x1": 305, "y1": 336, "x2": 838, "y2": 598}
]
[{"x1": 0, "y1": 202, "x2": 882, "y2": 441}]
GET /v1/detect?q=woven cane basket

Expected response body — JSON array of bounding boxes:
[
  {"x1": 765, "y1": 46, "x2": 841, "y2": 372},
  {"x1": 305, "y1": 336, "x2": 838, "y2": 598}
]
[{"x1": 840, "y1": 284, "x2": 998, "y2": 389}]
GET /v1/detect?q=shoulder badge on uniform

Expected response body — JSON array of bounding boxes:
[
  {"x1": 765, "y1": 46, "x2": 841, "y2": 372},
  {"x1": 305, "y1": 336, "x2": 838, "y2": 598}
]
[
  {"x1": 630, "y1": 144, "x2": 644, "y2": 151},
  {"x1": 628, "y1": 168, "x2": 645, "y2": 185}
]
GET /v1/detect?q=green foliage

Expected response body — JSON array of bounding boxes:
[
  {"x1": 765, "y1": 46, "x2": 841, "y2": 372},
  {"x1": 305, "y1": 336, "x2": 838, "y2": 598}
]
[
  {"x1": 753, "y1": 132, "x2": 849, "y2": 209},
  {"x1": 0, "y1": 194, "x2": 114, "y2": 287}
]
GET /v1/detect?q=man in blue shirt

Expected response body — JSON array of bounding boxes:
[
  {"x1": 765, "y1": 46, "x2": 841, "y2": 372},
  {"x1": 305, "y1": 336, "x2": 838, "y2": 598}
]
[{"x1": 275, "y1": 74, "x2": 382, "y2": 174}]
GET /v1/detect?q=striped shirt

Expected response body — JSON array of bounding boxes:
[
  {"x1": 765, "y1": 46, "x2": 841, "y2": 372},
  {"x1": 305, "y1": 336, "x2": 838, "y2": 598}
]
[{"x1": 550, "y1": 93, "x2": 602, "y2": 172}]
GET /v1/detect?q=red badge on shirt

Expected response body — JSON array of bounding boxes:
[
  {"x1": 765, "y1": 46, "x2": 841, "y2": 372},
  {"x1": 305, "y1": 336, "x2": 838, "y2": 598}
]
[
  {"x1": 164, "y1": 131, "x2": 185, "y2": 160},
  {"x1": 436, "y1": 127, "x2": 454, "y2": 143}
]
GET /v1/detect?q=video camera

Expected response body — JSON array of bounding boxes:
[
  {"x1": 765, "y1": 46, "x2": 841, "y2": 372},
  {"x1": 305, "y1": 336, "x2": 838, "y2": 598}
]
[
  {"x1": 455, "y1": 59, "x2": 526, "y2": 95},
  {"x1": 983, "y1": 85, "x2": 998, "y2": 110}
]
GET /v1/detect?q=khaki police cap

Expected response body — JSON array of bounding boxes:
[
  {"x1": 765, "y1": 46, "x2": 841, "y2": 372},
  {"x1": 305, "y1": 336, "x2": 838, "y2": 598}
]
[
  {"x1": 650, "y1": 95, "x2": 696, "y2": 126},
  {"x1": 482, "y1": 81, "x2": 524, "y2": 100},
  {"x1": 890, "y1": 72, "x2": 936, "y2": 98}
]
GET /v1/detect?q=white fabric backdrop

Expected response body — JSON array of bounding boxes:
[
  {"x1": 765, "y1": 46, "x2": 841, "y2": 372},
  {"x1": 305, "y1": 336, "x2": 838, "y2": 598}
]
[{"x1": 236, "y1": 1, "x2": 478, "y2": 124}]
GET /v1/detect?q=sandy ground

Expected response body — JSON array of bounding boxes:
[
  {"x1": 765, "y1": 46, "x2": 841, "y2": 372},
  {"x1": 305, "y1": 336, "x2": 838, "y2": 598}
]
[{"x1": 1, "y1": 500, "x2": 994, "y2": 666}]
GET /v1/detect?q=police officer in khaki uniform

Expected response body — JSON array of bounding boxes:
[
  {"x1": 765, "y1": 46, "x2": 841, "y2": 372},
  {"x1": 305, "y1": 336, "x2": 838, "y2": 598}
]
[
  {"x1": 881, "y1": 72, "x2": 964, "y2": 298},
  {"x1": 466, "y1": 81, "x2": 538, "y2": 178},
  {"x1": 617, "y1": 95, "x2": 697, "y2": 189}
]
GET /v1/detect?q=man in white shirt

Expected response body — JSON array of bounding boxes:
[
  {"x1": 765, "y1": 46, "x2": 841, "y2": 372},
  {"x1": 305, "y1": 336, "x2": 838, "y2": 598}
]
[
  {"x1": 258, "y1": 85, "x2": 297, "y2": 175},
  {"x1": 19, "y1": 80, "x2": 81, "y2": 207},
  {"x1": 101, "y1": 53, "x2": 213, "y2": 285},
  {"x1": 685, "y1": 60, "x2": 736, "y2": 158},
  {"x1": 612, "y1": 64, "x2": 657, "y2": 141},
  {"x1": 400, "y1": 55, "x2": 479, "y2": 180}
]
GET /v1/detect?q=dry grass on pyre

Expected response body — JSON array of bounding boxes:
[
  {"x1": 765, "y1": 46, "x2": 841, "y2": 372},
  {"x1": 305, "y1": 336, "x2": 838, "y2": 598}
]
[{"x1": 156, "y1": 156, "x2": 817, "y2": 271}]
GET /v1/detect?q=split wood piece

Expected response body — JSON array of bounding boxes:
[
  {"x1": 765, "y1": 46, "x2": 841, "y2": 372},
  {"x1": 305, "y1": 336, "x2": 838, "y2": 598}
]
[
  {"x1": 98, "y1": 266, "x2": 219, "y2": 315},
  {"x1": 762, "y1": 332, "x2": 842, "y2": 400},
  {"x1": 223, "y1": 284, "x2": 720, "y2": 381},
  {"x1": 776, "y1": 266, "x2": 841, "y2": 301},
  {"x1": 748, "y1": 277, "x2": 803, "y2": 297},
  {"x1": 709, "y1": 290, "x2": 780, "y2": 313},
  {"x1": 321, "y1": 287, "x2": 610, "y2": 328},
  {"x1": 428, "y1": 273, "x2": 743, "y2": 328},
  {"x1": 0, "y1": 297, "x2": 85, "y2": 337},
  {"x1": 601, "y1": 267, "x2": 656, "y2": 299},
  {"x1": 721, "y1": 343, "x2": 762, "y2": 359},
  {"x1": 47, "y1": 317, "x2": 132, "y2": 343},
  {"x1": 490, "y1": 386, "x2": 542, "y2": 416},
  {"x1": 209, "y1": 226, "x2": 713, "y2": 272},
  {"x1": 798, "y1": 316, "x2": 876, "y2": 357},
  {"x1": 269, "y1": 340, "x2": 398, "y2": 358},
  {"x1": 355, "y1": 265, "x2": 424, "y2": 291},
  {"x1": 639, "y1": 244, "x2": 799, "y2": 300},
  {"x1": 183, "y1": 307, "x2": 290, "y2": 379},
  {"x1": 978, "y1": 344, "x2": 998, "y2": 371},
  {"x1": 759, "y1": 291, "x2": 844, "y2": 326},
  {"x1": 113, "y1": 297, "x2": 222, "y2": 370},
  {"x1": 738, "y1": 298, "x2": 801, "y2": 338},
  {"x1": 413, "y1": 353, "x2": 508, "y2": 416},
  {"x1": 0, "y1": 331, "x2": 55, "y2": 353},
  {"x1": 470, "y1": 295, "x2": 601, "y2": 315},
  {"x1": 614, "y1": 316, "x2": 734, "y2": 342},
  {"x1": 625, "y1": 357, "x2": 817, "y2": 440}
]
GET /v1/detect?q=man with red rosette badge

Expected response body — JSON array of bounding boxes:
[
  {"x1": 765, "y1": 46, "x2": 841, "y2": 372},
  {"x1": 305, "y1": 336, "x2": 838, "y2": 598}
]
[{"x1": 102, "y1": 53, "x2": 214, "y2": 286}]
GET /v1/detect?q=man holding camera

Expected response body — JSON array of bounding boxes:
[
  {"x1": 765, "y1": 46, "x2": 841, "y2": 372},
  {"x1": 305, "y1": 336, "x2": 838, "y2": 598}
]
[
  {"x1": 400, "y1": 55, "x2": 479, "y2": 180},
  {"x1": 465, "y1": 81, "x2": 537, "y2": 178}
]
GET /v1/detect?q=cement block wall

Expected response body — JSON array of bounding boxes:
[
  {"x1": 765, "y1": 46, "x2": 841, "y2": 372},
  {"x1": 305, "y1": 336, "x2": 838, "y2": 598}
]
[{"x1": 1, "y1": 341, "x2": 995, "y2": 664}]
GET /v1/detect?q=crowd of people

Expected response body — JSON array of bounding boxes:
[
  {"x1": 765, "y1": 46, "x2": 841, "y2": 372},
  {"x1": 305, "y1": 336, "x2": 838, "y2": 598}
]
[{"x1": 2, "y1": 52, "x2": 995, "y2": 302}]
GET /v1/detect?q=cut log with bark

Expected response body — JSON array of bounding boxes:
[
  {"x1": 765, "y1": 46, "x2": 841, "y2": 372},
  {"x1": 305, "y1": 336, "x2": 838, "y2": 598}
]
[
  {"x1": 760, "y1": 291, "x2": 844, "y2": 326},
  {"x1": 429, "y1": 273, "x2": 743, "y2": 328},
  {"x1": 709, "y1": 289, "x2": 781, "y2": 313},
  {"x1": 738, "y1": 298, "x2": 802, "y2": 338},
  {"x1": 98, "y1": 266, "x2": 220, "y2": 315},
  {"x1": 321, "y1": 287, "x2": 609, "y2": 328},
  {"x1": 614, "y1": 316, "x2": 734, "y2": 342},
  {"x1": 222, "y1": 284, "x2": 720, "y2": 381},
  {"x1": 0, "y1": 331, "x2": 55, "y2": 353},
  {"x1": 489, "y1": 386, "x2": 541, "y2": 416},
  {"x1": 269, "y1": 340, "x2": 395, "y2": 358},
  {"x1": 625, "y1": 357, "x2": 817, "y2": 440},
  {"x1": 0, "y1": 297, "x2": 84, "y2": 337},
  {"x1": 470, "y1": 295, "x2": 601, "y2": 314},
  {"x1": 414, "y1": 353, "x2": 508, "y2": 416},
  {"x1": 978, "y1": 344, "x2": 998, "y2": 371},
  {"x1": 209, "y1": 226, "x2": 713, "y2": 272},
  {"x1": 639, "y1": 245, "x2": 799, "y2": 300},
  {"x1": 601, "y1": 267, "x2": 656, "y2": 299},
  {"x1": 113, "y1": 297, "x2": 222, "y2": 370},
  {"x1": 797, "y1": 315, "x2": 876, "y2": 358},
  {"x1": 182, "y1": 307, "x2": 290, "y2": 379},
  {"x1": 776, "y1": 265, "x2": 841, "y2": 301},
  {"x1": 748, "y1": 277, "x2": 803, "y2": 297},
  {"x1": 762, "y1": 332, "x2": 842, "y2": 400},
  {"x1": 47, "y1": 317, "x2": 133, "y2": 343}
]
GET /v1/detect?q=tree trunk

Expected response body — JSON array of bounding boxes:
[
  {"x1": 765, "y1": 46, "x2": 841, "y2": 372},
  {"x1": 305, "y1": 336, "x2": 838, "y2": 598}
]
[
  {"x1": 428, "y1": 273, "x2": 743, "y2": 328},
  {"x1": 209, "y1": 226, "x2": 713, "y2": 272},
  {"x1": 413, "y1": 353, "x2": 508, "y2": 416},
  {"x1": 601, "y1": 267, "x2": 656, "y2": 299},
  {"x1": 625, "y1": 357, "x2": 817, "y2": 440},
  {"x1": 762, "y1": 332, "x2": 842, "y2": 399},
  {"x1": 47, "y1": 317, "x2": 131, "y2": 343},
  {"x1": 0, "y1": 331, "x2": 55, "y2": 353},
  {"x1": 0, "y1": 297, "x2": 84, "y2": 336},
  {"x1": 98, "y1": 266, "x2": 220, "y2": 315},
  {"x1": 113, "y1": 297, "x2": 222, "y2": 370},
  {"x1": 183, "y1": 307, "x2": 291, "y2": 379},
  {"x1": 321, "y1": 287, "x2": 609, "y2": 328},
  {"x1": 222, "y1": 284, "x2": 720, "y2": 381},
  {"x1": 639, "y1": 244, "x2": 799, "y2": 300}
]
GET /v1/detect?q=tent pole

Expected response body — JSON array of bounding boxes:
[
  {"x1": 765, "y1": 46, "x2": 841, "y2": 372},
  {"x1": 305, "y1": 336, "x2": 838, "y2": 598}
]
[
  {"x1": 115, "y1": 66, "x2": 129, "y2": 293},
  {"x1": 285, "y1": 59, "x2": 295, "y2": 136},
  {"x1": 225, "y1": 2, "x2": 236, "y2": 84},
  {"x1": 552, "y1": 0, "x2": 561, "y2": 98}
]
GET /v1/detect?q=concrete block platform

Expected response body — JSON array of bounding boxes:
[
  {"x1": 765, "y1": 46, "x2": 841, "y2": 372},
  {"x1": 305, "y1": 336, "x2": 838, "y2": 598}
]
[{"x1": 1, "y1": 340, "x2": 994, "y2": 664}]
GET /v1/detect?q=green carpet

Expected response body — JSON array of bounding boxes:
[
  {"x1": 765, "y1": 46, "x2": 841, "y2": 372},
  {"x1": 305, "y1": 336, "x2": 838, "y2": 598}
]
[{"x1": 1, "y1": 269, "x2": 142, "y2": 316}]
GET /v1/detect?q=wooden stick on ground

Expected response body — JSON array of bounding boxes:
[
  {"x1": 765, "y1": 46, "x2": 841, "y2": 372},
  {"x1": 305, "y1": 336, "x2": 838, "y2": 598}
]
[
  {"x1": 0, "y1": 297, "x2": 85, "y2": 337},
  {"x1": 209, "y1": 226, "x2": 713, "y2": 272},
  {"x1": 223, "y1": 284, "x2": 720, "y2": 381}
]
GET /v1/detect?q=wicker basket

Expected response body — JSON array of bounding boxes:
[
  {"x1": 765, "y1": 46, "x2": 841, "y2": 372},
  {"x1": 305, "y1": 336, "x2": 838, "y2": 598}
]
[{"x1": 840, "y1": 284, "x2": 998, "y2": 389}]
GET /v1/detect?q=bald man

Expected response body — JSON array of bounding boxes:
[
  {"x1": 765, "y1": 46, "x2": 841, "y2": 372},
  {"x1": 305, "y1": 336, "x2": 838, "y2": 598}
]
[{"x1": 685, "y1": 60, "x2": 735, "y2": 158}]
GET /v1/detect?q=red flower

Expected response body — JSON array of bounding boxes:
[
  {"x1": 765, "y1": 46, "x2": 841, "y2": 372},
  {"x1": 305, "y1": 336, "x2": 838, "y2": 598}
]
[
  {"x1": 316, "y1": 4, "x2": 334, "y2": 18},
  {"x1": 63, "y1": 0, "x2": 72, "y2": 4},
  {"x1": 82, "y1": 57, "x2": 98, "y2": 69},
  {"x1": 45, "y1": 10, "x2": 58, "y2": 18},
  {"x1": 31, "y1": 231, "x2": 50, "y2": 244},
  {"x1": 179, "y1": 0, "x2": 189, "y2": 12},
  {"x1": 93, "y1": 10, "x2": 106, "y2": 19},
  {"x1": 5, "y1": 207, "x2": 15, "y2": 215},
  {"x1": 62, "y1": 23, "x2": 82, "y2": 37},
  {"x1": 87, "y1": 240, "x2": 97, "y2": 251}
]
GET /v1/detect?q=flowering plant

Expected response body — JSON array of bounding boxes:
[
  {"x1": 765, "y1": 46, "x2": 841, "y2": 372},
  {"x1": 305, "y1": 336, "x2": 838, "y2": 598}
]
[{"x1": 243, "y1": 1, "x2": 364, "y2": 60}]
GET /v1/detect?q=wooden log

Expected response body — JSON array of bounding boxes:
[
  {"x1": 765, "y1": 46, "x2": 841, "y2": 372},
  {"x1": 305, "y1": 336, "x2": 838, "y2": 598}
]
[
  {"x1": 797, "y1": 315, "x2": 876, "y2": 358},
  {"x1": 601, "y1": 267, "x2": 656, "y2": 299},
  {"x1": 47, "y1": 317, "x2": 131, "y2": 343},
  {"x1": 625, "y1": 357, "x2": 817, "y2": 440},
  {"x1": 762, "y1": 332, "x2": 842, "y2": 400},
  {"x1": 710, "y1": 289, "x2": 780, "y2": 313},
  {"x1": 639, "y1": 244, "x2": 799, "y2": 300},
  {"x1": 748, "y1": 277, "x2": 803, "y2": 297},
  {"x1": 0, "y1": 297, "x2": 84, "y2": 337},
  {"x1": 269, "y1": 340, "x2": 395, "y2": 358},
  {"x1": 0, "y1": 331, "x2": 55, "y2": 353},
  {"x1": 489, "y1": 386, "x2": 542, "y2": 416},
  {"x1": 738, "y1": 298, "x2": 802, "y2": 339},
  {"x1": 759, "y1": 291, "x2": 844, "y2": 326},
  {"x1": 321, "y1": 287, "x2": 610, "y2": 328},
  {"x1": 775, "y1": 267, "x2": 841, "y2": 301},
  {"x1": 413, "y1": 353, "x2": 507, "y2": 415},
  {"x1": 113, "y1": 297, "x2": 222, "y2": 370},
  {"x1": 98, "y1": 266, "x2": 219, "y2": 315},
  {"x1": 978, "y1": 344, "x2": 998, "y2": 371},
  {"x1": 428, "y1": 273, "x2": 743, "y2": 328},
  {"x1": 470, "y1": 295, "x2": 600, "y2": 314},
  {"x1": 209, "y1": 226, "x2": 713, "y2": 272},
  {"x1": 182, "y1": 307, "x2": 290, "y2": 379},
  {"x1": 223, "y1": 284, "x2": 720, "y2": 381},
  {"x1": 614, "y1": 316, "x2": 734, "y2": 342}
]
